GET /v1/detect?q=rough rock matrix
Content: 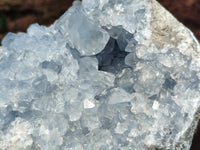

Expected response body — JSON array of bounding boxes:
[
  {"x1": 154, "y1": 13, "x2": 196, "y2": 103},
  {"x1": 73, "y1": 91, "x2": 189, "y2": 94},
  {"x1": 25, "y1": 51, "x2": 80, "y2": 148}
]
[{"x1": 0, "y1": 0, "x2": 200, "y2": 150}]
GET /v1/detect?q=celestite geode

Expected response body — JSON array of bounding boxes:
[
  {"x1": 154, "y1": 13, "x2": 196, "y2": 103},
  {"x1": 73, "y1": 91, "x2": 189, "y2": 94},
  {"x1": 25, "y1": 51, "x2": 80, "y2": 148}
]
[{"x1": 0, "y1": 0, "x2": 200, "y2": 150}]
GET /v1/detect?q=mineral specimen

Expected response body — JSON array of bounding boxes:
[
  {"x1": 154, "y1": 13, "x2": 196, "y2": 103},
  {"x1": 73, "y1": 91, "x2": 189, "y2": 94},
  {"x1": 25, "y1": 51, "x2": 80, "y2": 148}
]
[{"x1": 0, "y1": 0, "x2": 200, "y2": 150}]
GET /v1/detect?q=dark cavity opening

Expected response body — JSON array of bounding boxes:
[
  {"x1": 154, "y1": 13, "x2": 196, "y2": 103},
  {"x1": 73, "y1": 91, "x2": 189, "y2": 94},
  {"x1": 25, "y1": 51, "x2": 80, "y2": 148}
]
[
  {"x1": 96, "y1": 37, "x2": 129, "y2": 74},
  {"x1": 163, "y1": 76, "x2": 177, "y2": 90}
]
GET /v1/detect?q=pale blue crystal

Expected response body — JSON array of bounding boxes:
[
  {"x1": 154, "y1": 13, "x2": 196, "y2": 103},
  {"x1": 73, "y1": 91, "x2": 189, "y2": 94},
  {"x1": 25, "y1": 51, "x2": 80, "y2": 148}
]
[{"x1": 0, "y1": 0, "x2": 200, "y2": 150}]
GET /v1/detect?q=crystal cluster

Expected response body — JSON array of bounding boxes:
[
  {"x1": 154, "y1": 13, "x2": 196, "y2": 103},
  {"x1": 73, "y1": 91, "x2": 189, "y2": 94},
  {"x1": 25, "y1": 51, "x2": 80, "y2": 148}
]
[{"x1": 0, "y1": 0, "x2": 200, "y2": 150}]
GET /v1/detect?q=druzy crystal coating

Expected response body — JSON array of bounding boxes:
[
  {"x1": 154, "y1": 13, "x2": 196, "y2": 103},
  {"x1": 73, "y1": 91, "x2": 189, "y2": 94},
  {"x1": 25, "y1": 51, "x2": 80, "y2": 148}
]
[{"x1": 0, "y1": 0, "x2": 200, "y2": 150}]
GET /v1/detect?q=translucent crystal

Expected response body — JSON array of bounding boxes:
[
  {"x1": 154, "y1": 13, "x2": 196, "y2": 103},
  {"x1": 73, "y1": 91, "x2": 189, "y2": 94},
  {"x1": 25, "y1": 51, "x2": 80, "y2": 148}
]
[
  {"x1": 55, "y1": 7, "x2": 110, "y2": 56},
  {"x1": 0, "y1": 0, "x2": 200, "y2": 150}
]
